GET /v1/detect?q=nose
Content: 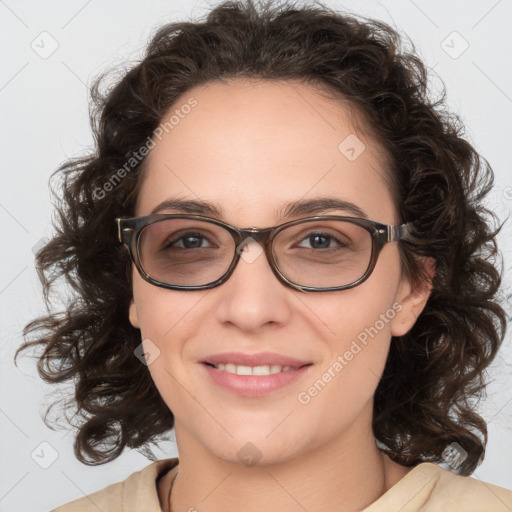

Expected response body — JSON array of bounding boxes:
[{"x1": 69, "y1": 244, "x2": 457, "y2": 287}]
[{"x1": 213, "y1": 238, "x2": 292, "y2": 331}]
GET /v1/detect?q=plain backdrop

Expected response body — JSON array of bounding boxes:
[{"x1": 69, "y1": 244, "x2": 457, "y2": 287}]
[{"x1": 1, "y1": 0, "x2": 511, "y2": 510}]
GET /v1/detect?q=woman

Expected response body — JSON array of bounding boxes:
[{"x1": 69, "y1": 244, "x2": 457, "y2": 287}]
[{"x1": 17, "y1": 0, "x2": 512, "y2": 510}]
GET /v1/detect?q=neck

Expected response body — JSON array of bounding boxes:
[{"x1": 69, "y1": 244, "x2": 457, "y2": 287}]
[{"x1": 162, "y1": 414, "x2": 411, "y2": 512}]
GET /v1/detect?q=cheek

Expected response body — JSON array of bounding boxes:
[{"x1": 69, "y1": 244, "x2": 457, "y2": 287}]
[
  {"x1": 306, "y1": 263, "x2": 402, "y2": 399},
  {"x1": 323, "y1": 294, "x2": 394, "y2": 369},
  {"x1": 130, "y1": 277, "x2": 210, "y2": 404},
  {"x1": 314, "y1": 280, "x2": 399, "y2": 354},
  {"x1": 296, "y1": 295, "x2": 396, "y2": 429},
  {"x1": 131, "y1": 273, "x2": 202, "y2": 342}
]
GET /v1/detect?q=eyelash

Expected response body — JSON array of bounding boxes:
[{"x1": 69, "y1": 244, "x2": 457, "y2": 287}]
[{"x1": 164, "y1": 231, "x2": 350, "y2": 251}]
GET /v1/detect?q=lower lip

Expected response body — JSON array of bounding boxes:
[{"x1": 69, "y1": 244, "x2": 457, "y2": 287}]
[
  {"x1": 203, "y1": 363, "x2": 312, "y2": 397},
  {"x1": 201, "y1": 363, "x2": 313, "y2": 397}
]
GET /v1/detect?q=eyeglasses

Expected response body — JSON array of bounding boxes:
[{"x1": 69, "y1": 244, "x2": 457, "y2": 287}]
[{"x1": 115, "y1": 214, "x2": 411, "y2": 292}]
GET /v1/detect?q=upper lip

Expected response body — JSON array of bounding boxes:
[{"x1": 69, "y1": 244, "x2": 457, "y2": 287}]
[{"x1": 202, "y1": 352, "x2": 311, "y2": 367}]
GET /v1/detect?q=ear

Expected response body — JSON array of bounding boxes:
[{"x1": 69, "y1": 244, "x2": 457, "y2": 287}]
[
  {"x1": 129, "y1": 298, "x2": 140, "y2": 329},
  {"x1": 390, "y1": 257, "x2": 435, "y2": 337}
]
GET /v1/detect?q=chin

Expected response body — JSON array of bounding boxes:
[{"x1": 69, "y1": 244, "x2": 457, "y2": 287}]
[{"x1": 203, "y1": 430, "x2": 309, "y2": 468}]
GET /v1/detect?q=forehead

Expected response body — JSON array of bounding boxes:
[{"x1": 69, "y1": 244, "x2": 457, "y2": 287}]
[{"x1": 135, "y1": 78, "x2": 397, "y2": 225}]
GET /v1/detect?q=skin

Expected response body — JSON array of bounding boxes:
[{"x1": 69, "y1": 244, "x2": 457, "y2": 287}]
[{"x1": 128, "y1": 78, "x2": 432, "y2": 512}]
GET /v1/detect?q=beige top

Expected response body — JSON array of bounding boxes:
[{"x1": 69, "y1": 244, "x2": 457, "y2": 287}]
[{"x1": 53, "y1": 457, "x2": 512, "y2": 511}]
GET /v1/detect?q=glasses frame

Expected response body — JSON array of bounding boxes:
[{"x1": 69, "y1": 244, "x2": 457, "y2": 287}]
[{"x1": 116, "y1": 214, "x2": 412, "y2": 293}]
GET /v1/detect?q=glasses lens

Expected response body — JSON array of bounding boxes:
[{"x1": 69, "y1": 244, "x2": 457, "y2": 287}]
[
  {"x1": 273, "y1": 219, "x2": 373, "y2": 288},
  {"x1": 136, "y1": 218, "x2": 373, "y2": 289},
  {"x1": 138, "y1": 219, "x2": 235, "y2": 286}
]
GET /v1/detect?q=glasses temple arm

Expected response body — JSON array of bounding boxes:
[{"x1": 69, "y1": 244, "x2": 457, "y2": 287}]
[{"x1": 388, "y1": 222, "x2": 413, "y2": 242}]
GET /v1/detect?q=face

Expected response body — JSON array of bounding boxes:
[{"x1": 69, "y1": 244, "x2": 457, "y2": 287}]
[{"x1": 128, "y1": 78, "x2": 428, "y2": 466}]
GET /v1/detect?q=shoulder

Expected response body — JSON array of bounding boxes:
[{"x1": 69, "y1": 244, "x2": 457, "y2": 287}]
[
  {"x1": 52, "y1": 458, "x2": 179, "y2": 512},
  {"x1": 364, "y1": 462, "x2": 512, "y2": 511},
  {"x1": 422, "y1": 463, "x2": 512, "y2": 511}
]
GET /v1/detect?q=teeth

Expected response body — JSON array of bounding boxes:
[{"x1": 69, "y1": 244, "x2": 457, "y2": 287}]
[{"x1": 214, "y1": 363, "x2": 294, "y2": 375}]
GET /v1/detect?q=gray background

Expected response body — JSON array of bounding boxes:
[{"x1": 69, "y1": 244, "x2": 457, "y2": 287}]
[{"x1": 1, "y1": 0, "x2": 511, "y2": 510}]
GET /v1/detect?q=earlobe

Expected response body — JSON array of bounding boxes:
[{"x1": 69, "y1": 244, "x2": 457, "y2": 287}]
[
  {"x1": 391, "y1": 257, "x2": 435, "y2": 337},
  {"x1": 129, "y1": 298, "x2": 140, "y2": 329}
]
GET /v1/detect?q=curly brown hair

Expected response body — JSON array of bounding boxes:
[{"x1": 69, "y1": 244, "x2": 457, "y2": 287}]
[{"x1": 16, "y1": 0, "x2": 506, "y2": 474}]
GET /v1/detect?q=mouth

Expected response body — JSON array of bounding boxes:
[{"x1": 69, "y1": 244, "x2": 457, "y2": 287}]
[
  {"x1": 203, "y1": 362, "x2": 311, "y2": 376},
  {"x1": 201, "y1": 360, "x2": 314, "y2": 397}
]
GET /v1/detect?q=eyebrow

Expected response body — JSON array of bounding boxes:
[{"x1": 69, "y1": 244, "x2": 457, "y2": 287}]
[{"x1": 149, "y1": 196, "x2": 367, "y2": 220}]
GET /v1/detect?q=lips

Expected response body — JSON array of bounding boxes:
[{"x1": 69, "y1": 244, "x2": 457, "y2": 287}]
[
  {"x1": 202, "y1": 360, "x2": 313, "y2": 397},
  {"x1": 202, "y1": 351, "x2": 311, "y2": 368},
  {"x1": 200, "y1": 352, "x2": 313, "y2": 396}
]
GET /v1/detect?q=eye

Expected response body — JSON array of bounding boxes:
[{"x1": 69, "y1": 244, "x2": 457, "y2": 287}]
[
  {"x1": 164, "y1": 231, "x2": 216, "y2": 250},
  {"x1": 296, "y1": 231, "x2": 350, "y2": 250}
]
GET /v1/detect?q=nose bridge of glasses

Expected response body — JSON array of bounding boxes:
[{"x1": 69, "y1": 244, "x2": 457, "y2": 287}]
[
  {"x1": 232, "y1": 227, "x2": 275, "y2": 269},
  {"x1": 237, "y1": 227, "x2": 273, "y2": 246}
]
